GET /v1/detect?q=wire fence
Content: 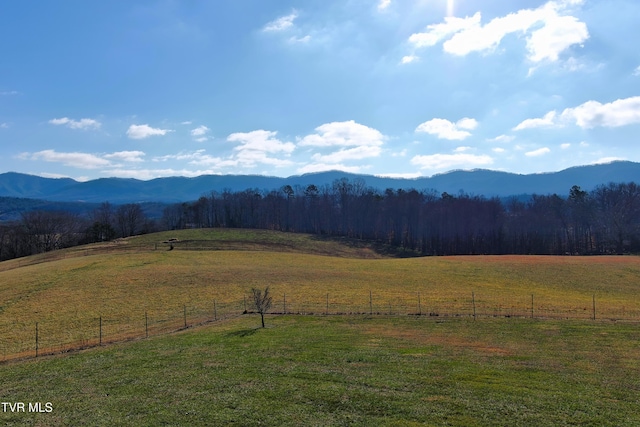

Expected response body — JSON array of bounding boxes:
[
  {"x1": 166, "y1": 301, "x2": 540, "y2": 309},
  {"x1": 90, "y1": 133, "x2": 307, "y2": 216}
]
[
  {"x1": 1, "y1": 300, "x2": 244, "y2": 364},
  {"x1": 2, "y1": 290, "x2": 639, "y2": 364}
]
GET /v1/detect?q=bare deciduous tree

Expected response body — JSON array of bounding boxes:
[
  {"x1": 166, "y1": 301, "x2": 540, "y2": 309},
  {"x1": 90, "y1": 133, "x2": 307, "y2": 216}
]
[
  {"x1": 251, "y1": 286, "x2": 273, "y2": 328},
  {"x1": 116, "y1": 203, "x2": 146, "y2": 237}
]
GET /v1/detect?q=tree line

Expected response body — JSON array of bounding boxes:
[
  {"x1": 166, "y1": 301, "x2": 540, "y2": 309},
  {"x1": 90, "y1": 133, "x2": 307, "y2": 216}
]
[
  {"x1": 0, "y1": 203, "x2": 158, "y2": 261},
  {"x1": 1, "y1": 178, "x2": 639, "y2": 261},
  {"x1": 161, "y1": 179, "x2": 640, "y2": 256}
]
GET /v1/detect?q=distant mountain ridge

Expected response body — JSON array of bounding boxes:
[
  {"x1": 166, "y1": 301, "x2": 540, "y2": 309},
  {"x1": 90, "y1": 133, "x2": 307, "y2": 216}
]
[{"x1": 1, "y1": 161, "x2": 639, "y2": 204}]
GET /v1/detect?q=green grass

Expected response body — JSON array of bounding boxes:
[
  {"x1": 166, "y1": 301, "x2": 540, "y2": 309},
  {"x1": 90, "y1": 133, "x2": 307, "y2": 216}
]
[
  {"x1": 1, "y1": 315, "x2": 639, "y2": 426},
  {"x1": 2, "y1": 228, "x2": 640, "y2": 425},
  {"x1": 86, "y1": 228, "x2": 400, "y2": 258},
  {"x1": 2, "y1": 229, "x2": 640, "y2": 359}
]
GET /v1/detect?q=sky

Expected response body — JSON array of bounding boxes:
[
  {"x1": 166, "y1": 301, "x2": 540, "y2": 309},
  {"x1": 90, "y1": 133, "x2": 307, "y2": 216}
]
[{"x1": 1, "y1": 0, "x2": 639, "y2": 181}]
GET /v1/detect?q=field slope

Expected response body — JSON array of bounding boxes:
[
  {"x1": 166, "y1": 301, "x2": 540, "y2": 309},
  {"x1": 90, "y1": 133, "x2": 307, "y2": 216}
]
[
  {"x1": 1, "y1": 229, "x2": 640, "y2": 425},
  {"x1": 2, "y1": 315, "x2": 640, "y2": 426}
]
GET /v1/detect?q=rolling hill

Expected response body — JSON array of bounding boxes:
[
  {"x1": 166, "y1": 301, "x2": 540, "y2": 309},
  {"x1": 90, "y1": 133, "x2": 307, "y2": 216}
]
[{"x1": 1, "y1": 229, "x2": 640, "y2": 425}]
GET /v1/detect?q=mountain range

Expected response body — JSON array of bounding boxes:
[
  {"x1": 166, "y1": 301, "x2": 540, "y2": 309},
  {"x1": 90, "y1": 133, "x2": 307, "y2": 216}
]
[{"x1": 1, "y1": 161, "x2": 639, "y2": 204}]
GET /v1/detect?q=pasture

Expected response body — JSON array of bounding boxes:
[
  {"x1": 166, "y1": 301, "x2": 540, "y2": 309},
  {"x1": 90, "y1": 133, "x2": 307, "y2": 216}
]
[
  {"x1": 1, "y1": 315, "x2": 639, "y2": 426},
  {"x1": 1, "y1": 229, "x2": 639, "y2": 425}
]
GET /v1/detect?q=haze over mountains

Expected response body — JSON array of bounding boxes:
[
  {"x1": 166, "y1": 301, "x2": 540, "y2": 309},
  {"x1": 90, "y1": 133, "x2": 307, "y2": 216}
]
[{"x1": 1, "y1": 161, "x2": 639, "y2": 204}]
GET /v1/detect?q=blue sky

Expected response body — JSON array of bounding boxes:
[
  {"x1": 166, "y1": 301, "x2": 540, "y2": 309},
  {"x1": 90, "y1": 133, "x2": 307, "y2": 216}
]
[{"x1": 1, "y1": 0, "x2": 639, "y2": 181}]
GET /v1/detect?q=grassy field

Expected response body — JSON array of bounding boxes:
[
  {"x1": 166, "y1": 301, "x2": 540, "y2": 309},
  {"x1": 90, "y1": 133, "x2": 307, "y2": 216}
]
[
  {"x1": 1, "y1": 315, "x2": 639, "y2": 426},
  {"x1": 1, "y1": 228, "x2": 640, "y2": 424},
  {"x1": 1, "y1": 229, "x2": 640, "y2": 359}
]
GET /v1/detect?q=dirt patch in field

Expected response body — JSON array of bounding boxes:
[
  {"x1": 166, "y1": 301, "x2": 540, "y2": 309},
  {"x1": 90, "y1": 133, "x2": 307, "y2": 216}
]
[
  {"x1": 360, "y1": 323, "x2": 513, "y2": 357},
  {"x1": 445, "y1": 255, "x2": 640, "y2": 266}
]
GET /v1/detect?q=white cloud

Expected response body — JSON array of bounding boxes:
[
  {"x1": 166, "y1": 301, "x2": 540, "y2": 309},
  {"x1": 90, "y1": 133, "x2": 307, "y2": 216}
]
[
  {"x1": 228, "y1": 130, "x2": 295, "y2": 168},
  {"x1": 409, "y1": 13, "x2": 481, "y2": 48},
  {"x1": 560, "y1": 143, "x2": 571, "y2": 149},
  {"x1": 454, "y1": 146, "x2": 472, "y2": 152},
  {"x1": 415, "y1": 117, "x2": 478, "y2": 140},
  {"x1": 524, "y1": 11, "x2": 588, "y2": 62},
  {"x1": 37, "y1": 172, "x2": 76, "y2": 180},
  {"x1": 191, "y1": 125, "x2": 209, "y2": 137},
  {"x1": 49, "y1": 117, "x2": 101, "y2": 130},
  {"x1": 514, "y1": 97, "x2": 640, "y2": 131},
  {"x1": 525, "y1": 147, "x2": 551, "y2": 157},
  {"x1": 0, "y1": 90, "x2": 19, "y2": 96},
  {"x1": 235, "y1": 149, "x2": 294, "y2": 168},
  {"x1": 27, "y1": 150, "x2": 111, "y2": 169},
  {"x1": 263, "y1": 11, "x2": 297, "y2": 32},
  {"x1": 634, "y1": 66, "x2": 640, "y2": 76},
  {"x1": 228, "y1": 130, "x2": 295, "y2": 153},
  {"x1": 311, "y1": 145, "x2": 382, "y2": 163},
  {"x1": 154, "y1": 150, "x2": 239, "y2": 169},
  {"x1": 401, "y1": 55, "x2": 418, "y2": 64},
  {"x1": 0, "y1": 123, "x2": 8, "y2": 129},
  {"x1": 377, "y1": 0, "x2": 391, "y2": 11},
  {"x1": 410, "y1": 153, "x2": 493, "y2": 170},
  {"x1": 560, "y1": 96, "x2": 640, "y2": 128},
  {"x1": 487, "y1": 134, "x2": 515, "y2": 143},
  {"x1": 190, "y1": 125, "x2": 210, "y2": 142},
  {"x1": 297, "y1": 121, "x2": 385, "y2": 171},
  {"x1": 591, "y1": 157, "x2": 626, "y2": 165},
  {"x1": 289, "y1": 35, "x2": 311, "y2": 43},
  {"x1": 105, "y1": 168, "x2": 218, "y2": 180},
  {"x1": 513, "y1": 111, "x2": 557, "y2": 130},
  {"x1": 456, "y1": 118, "x2": 478, "y2": 130},
  {"x1": 127, "y1": 124, "x2": 173, "y2": 139},
  {"x1": 492, "y1": 147, "x2": 506, "y2": 153},
  {"x1": 562, "y1": 56, "x2": 587, "y2": 73},
  {"x1": 297, "y1": 163, "x2": 364, "y2": 174},
  {"x1": 22, "y1": 149, "x2": 149, "y2": 170},
  {"x1": 375, "y1": 172, "x2": 423, "y2": 179},
  {"x1": 190, "y1": 156, "x2": 238, "y2": 168},
  {"x1": 104, "y1": 151, "x2": 146, "y2": 163},
  {"x1": 409, "y1": 1, "x2": 588, "y2": 64},
  {"x1": 298, "y1": 120, "x2": 385, "y2": 148},
  {"x1": 154, "y1": 150, "x2": 205, "y2": 162}
]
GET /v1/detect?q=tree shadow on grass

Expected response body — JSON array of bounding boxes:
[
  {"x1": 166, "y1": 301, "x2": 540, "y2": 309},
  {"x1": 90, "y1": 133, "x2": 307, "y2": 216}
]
[
  {"x1": 311, "y1": 235, "x2": 423, "y2": 258},
  {"x1": 226, "y1": 328, "x2": 259, "y2": 338}
]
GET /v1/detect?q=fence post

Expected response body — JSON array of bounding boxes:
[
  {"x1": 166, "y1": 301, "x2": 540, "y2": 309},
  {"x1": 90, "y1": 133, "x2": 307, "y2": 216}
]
[
  {"x1": 145, "y1": 311, "x2": 149, "y2": 338},
  {"x1": 283, "y1": 293, "x2": 286, "y2": 314},
  {"x1": 35, "y1": 322, "x2": 39, "y2": 358},
  {"x1": 592, "y1": 295, "x2": 596, "y2": 320},
  {"x1": 418, "y1": 292, "x2": 422, "y2": 316},
  {"x1": 472, "y1": 292, "x2": 477, "y2": 320},
  {"x1": 244, "y1": 296, "x2": 247, "y2": 313},
  {"x1": 531, "y1": 294, "x2": 534, "y2": 319},
  {"x1": 214, "y1": 300, "x2": 217, "y2": 321},
  {"x1": 99, "y1": 316, "x2": 102, "y2": 345},
  {"x1": 369, "y1": 290, "x2": 373, "y2": 315},
  {"x1": 326, "y1": 293, "x2": 329, "y2": 315},
  {"x1": 184, "y1": 305, "x2": 187, "y2": 328}
]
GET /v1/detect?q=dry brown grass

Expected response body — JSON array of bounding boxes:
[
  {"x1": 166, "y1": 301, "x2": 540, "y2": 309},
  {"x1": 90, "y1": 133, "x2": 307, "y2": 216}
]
[{"x1": 1, "y1": 229, "x2": 639, "y2": 361}]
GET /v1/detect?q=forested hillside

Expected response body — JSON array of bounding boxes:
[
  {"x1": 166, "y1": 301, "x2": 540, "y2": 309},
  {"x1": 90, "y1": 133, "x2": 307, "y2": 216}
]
[
  {"x1": 1, "y1": 178, "x2": 639, "y2": 260},
  {"x1": 163, "y1": 179, "x2": 638, "y2": 255}
]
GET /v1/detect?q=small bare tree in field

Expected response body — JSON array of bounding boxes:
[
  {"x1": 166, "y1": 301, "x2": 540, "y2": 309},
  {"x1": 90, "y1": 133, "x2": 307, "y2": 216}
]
[{"x1": 251, "y1": 286, "x2": 273, "y2": 328}]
